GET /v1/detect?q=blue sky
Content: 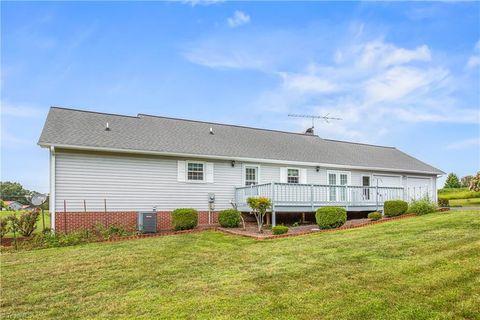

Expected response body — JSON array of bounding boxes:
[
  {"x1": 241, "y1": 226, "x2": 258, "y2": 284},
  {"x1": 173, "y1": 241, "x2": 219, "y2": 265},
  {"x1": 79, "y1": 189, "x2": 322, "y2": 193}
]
[{"x1": 1, "y1": 1, "x2": 479, "y2": 193}]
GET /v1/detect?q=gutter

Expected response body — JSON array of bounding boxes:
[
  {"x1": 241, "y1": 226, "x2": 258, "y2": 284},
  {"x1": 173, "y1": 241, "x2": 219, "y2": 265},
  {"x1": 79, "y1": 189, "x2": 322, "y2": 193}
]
[{"x1": 38, "y1": 142, "x2": 444, "y2": 176}]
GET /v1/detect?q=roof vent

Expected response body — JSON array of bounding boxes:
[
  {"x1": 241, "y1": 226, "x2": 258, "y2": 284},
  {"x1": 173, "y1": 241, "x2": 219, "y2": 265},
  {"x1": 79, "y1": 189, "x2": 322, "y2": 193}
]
[
  {"x1": 304, "y1": 127, "x2": 314, "y2": 135},
  {"x1": 209, "y1": 127, "x2": 214, "y2": 135},
  {"x1": 105, "y1": 122, "x2": 111, "y2": 131}
]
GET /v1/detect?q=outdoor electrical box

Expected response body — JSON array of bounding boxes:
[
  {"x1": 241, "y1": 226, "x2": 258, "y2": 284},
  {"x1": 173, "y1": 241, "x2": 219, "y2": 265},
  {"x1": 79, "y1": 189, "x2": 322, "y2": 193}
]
[{"x1": 138, "y1": 211, "x2": 157, "y2": 233}]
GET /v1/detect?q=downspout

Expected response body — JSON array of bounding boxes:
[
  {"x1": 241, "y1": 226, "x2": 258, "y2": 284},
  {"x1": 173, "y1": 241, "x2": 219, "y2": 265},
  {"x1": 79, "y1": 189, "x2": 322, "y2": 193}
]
[{"x1": 50, "y1": 146, "x2": 56, "y2": 231}]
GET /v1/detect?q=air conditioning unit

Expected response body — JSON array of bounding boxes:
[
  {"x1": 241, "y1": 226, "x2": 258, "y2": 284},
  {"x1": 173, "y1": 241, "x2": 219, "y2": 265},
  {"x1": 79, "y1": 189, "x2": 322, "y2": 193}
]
[{"x1": 138, "y1": 211, "x2": 157, "y2": 233}]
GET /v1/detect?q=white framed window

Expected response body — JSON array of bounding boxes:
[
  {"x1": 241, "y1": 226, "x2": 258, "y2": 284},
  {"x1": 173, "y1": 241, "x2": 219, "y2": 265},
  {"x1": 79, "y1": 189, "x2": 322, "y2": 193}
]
[
  {"x1": 245, "y1": 166, "x2": 258, "y2": 186},
  {"x1": 187, "y1": 161, "x2": 205, "y2": 182},
  {"x1": 287, "y1": 168, "x2": 300, "y2": 184}
]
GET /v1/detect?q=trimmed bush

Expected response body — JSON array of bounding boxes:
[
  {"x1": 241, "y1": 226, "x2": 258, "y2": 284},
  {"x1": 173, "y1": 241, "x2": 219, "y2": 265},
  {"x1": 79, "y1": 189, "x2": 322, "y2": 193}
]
[
  {"x1": 368, "y1": 212, "x2": 382, "y2": 221},
  {"x1": 172, "y1": 208, "x2": 198, "y2": 230},
  {"x1": 316, "y1": 207, "x2": 347, "y2": 229},
  {"x1": 272, "y1": 225, "x2": 288, "y2": 235},
  {"x1": 384, "y1": 200, "x2": 408, "y2": 217},
  {"x1": 218, "y1": 209, "x2": 241, "y2": 228},
  {"x1": 438, "y1": 198, "x2": 449, "y2": 207},
  {"x1": 409, "y1": 198, "x2": 437, "y2": 215}
]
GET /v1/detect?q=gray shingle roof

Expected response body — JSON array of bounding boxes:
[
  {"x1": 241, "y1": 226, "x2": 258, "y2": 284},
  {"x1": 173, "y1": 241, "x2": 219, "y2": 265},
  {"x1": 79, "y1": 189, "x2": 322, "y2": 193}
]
[{"x1": 38, "y1": 107, "x2": 444, "y2": 175}]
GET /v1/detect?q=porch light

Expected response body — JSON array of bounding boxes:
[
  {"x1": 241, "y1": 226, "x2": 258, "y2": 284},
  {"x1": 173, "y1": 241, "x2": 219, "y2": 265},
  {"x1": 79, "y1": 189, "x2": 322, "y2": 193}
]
[
  {"x1": 316, "y1": 166, "x2": 320, "y2": 172},
  {"x1": 231, "y1": 160, "x2": 236, "y2": 167}
]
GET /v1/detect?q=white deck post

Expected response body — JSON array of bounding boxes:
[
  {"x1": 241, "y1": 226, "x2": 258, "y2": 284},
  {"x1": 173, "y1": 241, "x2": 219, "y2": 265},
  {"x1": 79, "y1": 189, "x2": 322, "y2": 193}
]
[{"x1": 271, "y1": 182, "x2": 276, "y2": 227}]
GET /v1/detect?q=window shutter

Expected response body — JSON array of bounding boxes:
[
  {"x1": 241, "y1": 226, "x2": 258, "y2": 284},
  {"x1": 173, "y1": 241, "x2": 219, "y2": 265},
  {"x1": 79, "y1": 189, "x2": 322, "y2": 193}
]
[
  {"x1": 177, "y1": 160, "x2": 186, "y2": 182},
  {"x1": 206, "y1": 163, "x2": 214, "y2": 183},
  {"x1": 280, "y1": 167, "x2": 287, "y2": 183},
  {"x1": 300, "y1": 169, "x2": 307, "y2": 184}
]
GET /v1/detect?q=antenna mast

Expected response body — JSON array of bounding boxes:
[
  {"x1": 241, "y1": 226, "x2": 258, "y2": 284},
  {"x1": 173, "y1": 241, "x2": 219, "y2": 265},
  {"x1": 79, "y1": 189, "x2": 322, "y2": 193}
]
[{"x1": 288, "y1": 113, "x2": 342, "y2": 129}]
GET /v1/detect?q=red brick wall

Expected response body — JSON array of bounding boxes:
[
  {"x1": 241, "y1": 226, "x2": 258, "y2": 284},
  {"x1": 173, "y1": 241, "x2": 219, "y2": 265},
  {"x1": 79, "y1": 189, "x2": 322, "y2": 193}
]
[{"x1": 55, "y1": 211, "x2": 218, "y2": 233}]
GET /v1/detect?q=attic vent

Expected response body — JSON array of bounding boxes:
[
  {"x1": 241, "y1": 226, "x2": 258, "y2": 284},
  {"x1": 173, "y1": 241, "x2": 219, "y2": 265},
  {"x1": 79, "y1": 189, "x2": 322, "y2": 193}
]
[
  {"x1": 209, "y1": 127, "x2": 214, "y2": 135},
  {"x1": 105, "y1": 122, "x2": 111, "y2": 131},
  {"x1": 304, "y1": 127, "x2": 314, "y2": 135}
]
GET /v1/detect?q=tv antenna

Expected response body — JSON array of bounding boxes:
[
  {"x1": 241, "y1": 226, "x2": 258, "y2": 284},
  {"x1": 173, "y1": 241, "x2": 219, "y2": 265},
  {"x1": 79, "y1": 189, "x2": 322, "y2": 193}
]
[{"x1": 288, "y1": 113, "x2": 342, "y2": 129}]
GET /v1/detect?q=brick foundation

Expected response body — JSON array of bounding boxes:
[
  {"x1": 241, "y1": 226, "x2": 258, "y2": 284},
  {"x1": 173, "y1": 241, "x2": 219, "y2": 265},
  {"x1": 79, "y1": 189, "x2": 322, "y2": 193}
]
[{"x1": 54, "y1": 211, "x2": 219, "y2": 233}]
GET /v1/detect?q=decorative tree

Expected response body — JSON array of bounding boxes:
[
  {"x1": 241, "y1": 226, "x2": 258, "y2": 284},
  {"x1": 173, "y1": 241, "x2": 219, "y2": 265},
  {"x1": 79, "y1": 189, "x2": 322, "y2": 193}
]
[
  {"x1": 444, "y1": 173, "x2": 461, "y2": 188},
  {"x1": 461, "y1": 175, "x2": 473, "y2": 188},
  {"x1": 469, "y1": 172, "x2": 480, "y2": 192},
  {"x1": 247, "y1": 197, "x2": 272, "y2": 233}
]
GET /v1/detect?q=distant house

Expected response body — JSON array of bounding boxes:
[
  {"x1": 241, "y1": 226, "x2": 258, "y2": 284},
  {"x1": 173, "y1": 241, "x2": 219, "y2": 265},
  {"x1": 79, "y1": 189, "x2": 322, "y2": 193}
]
[
  {"x1": 4, "y1": 201, "x2": 24, "y2": 211},
  {"x1": 39, "y1": 107, "x2": 444, "y2": 232}
]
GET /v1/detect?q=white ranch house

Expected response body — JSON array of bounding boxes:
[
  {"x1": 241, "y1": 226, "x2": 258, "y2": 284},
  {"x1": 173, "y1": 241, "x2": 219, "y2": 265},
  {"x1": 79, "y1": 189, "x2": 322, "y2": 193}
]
[{"x1": 39, "y1": 107, "x2": 443, "y2": 230}]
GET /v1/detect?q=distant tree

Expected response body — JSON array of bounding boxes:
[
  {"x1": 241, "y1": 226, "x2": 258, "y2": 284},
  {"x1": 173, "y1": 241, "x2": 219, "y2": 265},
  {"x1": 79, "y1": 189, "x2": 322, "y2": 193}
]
[
  {"x1": 461, "y1": 175, "x2": 473, "y2": 188},
  {"x1": 0, "y1": 181, "x2": 31, "y2": 205},
  {"x1": 0, "y1": 200, "x2": 6, "y2": 209},
  {"x1": 444, "y1": 173, "x2": 461, "y2": 189},
  {"x1": 469, "y1": 172, "x2": 480, "y2": 192}
]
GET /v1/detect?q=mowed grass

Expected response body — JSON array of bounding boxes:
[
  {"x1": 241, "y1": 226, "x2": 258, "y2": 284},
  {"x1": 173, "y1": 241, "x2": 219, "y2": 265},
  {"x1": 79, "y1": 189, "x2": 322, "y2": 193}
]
[
  {"x1": 0, "y1": 210, "x2": 50, "y2": 237},
  {"x1": 449, "y1": 198, "x2": 480, "y2": 207},
  {"x1": 1, "y1": 211, "x2": 479, "y2": 320},
  {"x1": 438, "y1": 187, "x2": 480, "y2": 200}
]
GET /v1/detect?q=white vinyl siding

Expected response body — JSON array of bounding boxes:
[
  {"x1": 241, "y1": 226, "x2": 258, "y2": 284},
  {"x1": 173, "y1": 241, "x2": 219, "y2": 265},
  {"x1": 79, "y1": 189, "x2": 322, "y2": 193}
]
[
  {"x1": 55, "y1": 151, "x2": 239, "y2": 212},
  {"x1": 53, "y1": 149, "x2": 438, "y2": 214}
]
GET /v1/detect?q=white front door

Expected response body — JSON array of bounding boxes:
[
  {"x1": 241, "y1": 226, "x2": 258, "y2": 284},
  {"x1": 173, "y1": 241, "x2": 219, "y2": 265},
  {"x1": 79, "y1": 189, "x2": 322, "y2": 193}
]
[{"x1": 328, "y1": 172, "x2": 349, "y2": 202}]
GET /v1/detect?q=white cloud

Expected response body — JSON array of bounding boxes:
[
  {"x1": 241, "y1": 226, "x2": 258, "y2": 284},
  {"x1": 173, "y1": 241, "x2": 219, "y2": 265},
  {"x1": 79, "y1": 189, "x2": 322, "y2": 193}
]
[
  {"x1": 279, "y1": 72, "x2": 340, "y2": 94},
  {"x1": 365, "y1": 66, "x2": 448, "y2": 103},
  {"x1": 1, "y1": 103, "x2": 44, "y2": 118},
  {"x1": 182, "y1": 24, "x2": 479, "y2": 143},
  {"x1": 357, "y1": 41, "x2": 431, "y2": 68},
  {"x1": 181, "y1": 0, "x2": 224, "y2": 6},
  {"x1": 447, "y1": 138, "x2": 480, "y2": 150},
  {"x1": 227, "y1": 11, "x2": 250, "y2": 28},
  {"x1": 466, "y1": 40, "x2": 480, "y2": 68}
]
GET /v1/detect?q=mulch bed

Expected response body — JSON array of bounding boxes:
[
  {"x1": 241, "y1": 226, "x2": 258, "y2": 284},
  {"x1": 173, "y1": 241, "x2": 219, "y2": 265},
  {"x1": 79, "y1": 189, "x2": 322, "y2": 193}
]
[{"x1": 218, "y1": 214, "x2": 419, "y2": 240}]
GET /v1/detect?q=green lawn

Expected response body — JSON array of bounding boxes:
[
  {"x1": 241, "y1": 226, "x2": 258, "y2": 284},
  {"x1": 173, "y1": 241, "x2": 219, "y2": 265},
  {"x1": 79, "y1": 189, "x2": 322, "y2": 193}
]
[
  {"x1": 0, "y1": 210, "x2": 50, "y2": 237},
  {"x1": 438, "y1": 187, "x2": 480, "y2": 200},
  {"x1": 1, "y1": 211, "x2": 479, "y2": 319},
  {"x1": 449, "y1": 198, "x2": 480, "y2": 207}
]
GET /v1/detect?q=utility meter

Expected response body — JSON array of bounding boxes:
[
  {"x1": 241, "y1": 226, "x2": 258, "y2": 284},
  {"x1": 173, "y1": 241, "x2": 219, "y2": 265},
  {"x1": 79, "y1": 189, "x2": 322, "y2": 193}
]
[
  {"x1": 208, "y1": 193, "x2": 215, "y2": 203},
  {"x1": 208, "y1": 193, "x2": 215, "y2": 211}
]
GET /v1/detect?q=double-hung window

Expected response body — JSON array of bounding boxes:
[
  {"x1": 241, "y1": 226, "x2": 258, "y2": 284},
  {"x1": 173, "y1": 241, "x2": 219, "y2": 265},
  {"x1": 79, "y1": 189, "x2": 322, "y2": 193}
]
[
  {"x1": 245, "y1": 166, "x2": 258, "y2": 186},
  {"x1": 288, "y1": 169, "x2": 300, "y2": 184},
  {"x1": 187, "y1": 162, "x2": 204, "y2": 181}
]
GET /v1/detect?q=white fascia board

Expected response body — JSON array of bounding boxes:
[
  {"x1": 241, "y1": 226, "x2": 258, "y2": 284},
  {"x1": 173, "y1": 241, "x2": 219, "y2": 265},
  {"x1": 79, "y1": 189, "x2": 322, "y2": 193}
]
[{"x1": 38, "y1": 143, "x2": 442, "y2": 176}]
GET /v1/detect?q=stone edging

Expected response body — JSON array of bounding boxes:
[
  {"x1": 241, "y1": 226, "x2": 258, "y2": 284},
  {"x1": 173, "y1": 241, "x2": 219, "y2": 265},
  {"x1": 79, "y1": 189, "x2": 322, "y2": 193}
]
[{"x1": 218, "y1": 213, "x2": 419, "y2": 240}]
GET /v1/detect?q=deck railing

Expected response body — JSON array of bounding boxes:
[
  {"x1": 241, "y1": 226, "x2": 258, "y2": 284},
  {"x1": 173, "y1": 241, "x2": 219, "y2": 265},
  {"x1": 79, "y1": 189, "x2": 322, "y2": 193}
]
[{"x1": 235, "y1": 182, "x2": 430, "y2": 210}]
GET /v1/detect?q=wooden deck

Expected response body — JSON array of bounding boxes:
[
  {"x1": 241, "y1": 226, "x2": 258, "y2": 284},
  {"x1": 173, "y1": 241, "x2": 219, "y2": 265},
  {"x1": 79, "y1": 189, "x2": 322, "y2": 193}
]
[{"x1": 235, "y1": 182, "x2": 430, "y2": 225}]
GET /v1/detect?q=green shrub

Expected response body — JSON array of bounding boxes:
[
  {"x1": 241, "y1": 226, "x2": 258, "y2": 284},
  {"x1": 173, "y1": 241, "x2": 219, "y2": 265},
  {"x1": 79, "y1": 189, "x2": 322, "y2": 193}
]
[
  {"x1": 438, "y1": 198, "x2": 449, "y2": 207},
  {"x1": 9, "y1": 210, "x2": 40, "y2": 237},
  {"x1": 218, "y1": 209, "x2": 240, "y2": 228},
  {"x1": 368, "y1": 212, "x2": 382, "y2": 221},
  {"x1": 172, "y1": 208, "x2": 198, "y2": 230},
  {"x1": 272, "y1": 225, "x2": 288, "y2": 235},
  {"x1": 315, "y1": 207, "x2": 347, "y2": 229},
  {"x1": 0, "y1": 217, "x2": 10, "y2": 239},
  {"x1": 94, "y1": 223, "x2": 129, "y2": 239},
  {"x1": 384, "y1": 200, "x2": 408, "y2": 217},
  {"x1": 408, "y1": 198, "x2": 437, "y2": 215}
]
